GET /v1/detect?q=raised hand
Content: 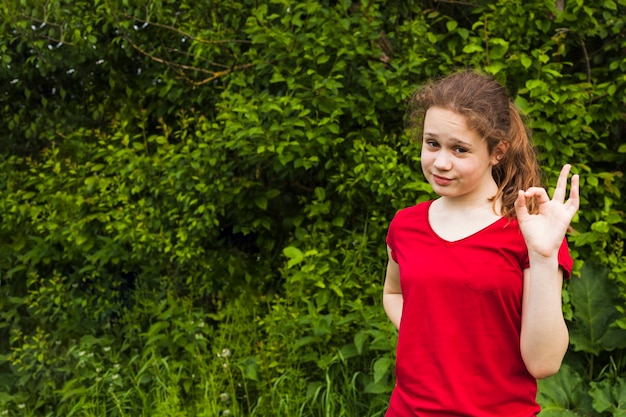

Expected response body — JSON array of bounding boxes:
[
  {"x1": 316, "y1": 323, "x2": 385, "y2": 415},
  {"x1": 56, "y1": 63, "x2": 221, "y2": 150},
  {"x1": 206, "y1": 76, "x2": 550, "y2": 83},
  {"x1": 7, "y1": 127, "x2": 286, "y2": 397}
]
[{"x1": 514, "y1": 164, "x2": 580, "y2": 258}]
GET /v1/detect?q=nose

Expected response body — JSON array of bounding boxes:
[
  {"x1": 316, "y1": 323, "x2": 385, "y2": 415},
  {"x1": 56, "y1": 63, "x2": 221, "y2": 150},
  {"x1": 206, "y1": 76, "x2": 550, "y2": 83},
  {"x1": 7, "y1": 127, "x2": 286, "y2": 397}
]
[{"x1": 433, "y1": 150, "x2": 452, "y2": 171}]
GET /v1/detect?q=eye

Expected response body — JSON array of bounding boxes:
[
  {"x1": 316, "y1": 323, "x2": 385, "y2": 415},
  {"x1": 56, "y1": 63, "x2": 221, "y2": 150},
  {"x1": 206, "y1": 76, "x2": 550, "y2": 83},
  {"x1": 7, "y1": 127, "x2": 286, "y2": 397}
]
[
  {"x1": 454, "y1": 146, "x2": 468, "y2": 154},
  {"x1": 424, "y1": 139, "x2": 440, "y2": 148}
]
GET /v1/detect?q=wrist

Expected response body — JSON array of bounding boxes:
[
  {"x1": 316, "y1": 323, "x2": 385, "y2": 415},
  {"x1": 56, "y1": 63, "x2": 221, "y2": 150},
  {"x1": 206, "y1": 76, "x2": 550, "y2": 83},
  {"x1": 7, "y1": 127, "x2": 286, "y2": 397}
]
[
  {"x1": 525, "y1": 238, "x2": 561, "y2": 259},
  {"x1": 528, "y1": 250, "x2": 559, "y2": 265}
]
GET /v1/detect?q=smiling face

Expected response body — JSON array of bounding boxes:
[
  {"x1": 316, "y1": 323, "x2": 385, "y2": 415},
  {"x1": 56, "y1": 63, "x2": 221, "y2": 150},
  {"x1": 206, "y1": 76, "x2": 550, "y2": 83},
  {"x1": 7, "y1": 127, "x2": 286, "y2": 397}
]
[{"x1": 421, "y1": 106, "x2": 500, "y2": 203}]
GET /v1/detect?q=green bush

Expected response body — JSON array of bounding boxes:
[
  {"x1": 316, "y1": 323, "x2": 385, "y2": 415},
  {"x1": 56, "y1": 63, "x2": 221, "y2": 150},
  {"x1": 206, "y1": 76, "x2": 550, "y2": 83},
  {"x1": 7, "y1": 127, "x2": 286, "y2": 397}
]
[{"x1": 1, "y1": 0, "x2": 625, "y2": 415}]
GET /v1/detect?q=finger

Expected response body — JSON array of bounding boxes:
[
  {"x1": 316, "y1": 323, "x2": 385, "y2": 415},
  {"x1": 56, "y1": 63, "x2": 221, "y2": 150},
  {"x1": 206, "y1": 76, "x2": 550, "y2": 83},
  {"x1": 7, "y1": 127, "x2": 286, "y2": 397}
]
[
  {"x1": 552, "y1": 164, "x2": 572, "y2": 203},
  {"x1": 523, "y1": 187, "x2": 550, "y2": 205},
  {"x1": 566, "y1": 174, "x2": 580, "y2": 211},
  {"x1": 514, "y1": 190, "x2": 529, "y2": 219}
]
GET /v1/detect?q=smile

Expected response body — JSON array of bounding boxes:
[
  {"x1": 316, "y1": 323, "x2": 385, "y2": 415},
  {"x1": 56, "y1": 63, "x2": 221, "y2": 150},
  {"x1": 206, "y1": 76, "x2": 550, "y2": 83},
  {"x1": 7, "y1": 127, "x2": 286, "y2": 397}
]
[{"x1": 432, "y1": 175, "x2": 453, "y2": 186}]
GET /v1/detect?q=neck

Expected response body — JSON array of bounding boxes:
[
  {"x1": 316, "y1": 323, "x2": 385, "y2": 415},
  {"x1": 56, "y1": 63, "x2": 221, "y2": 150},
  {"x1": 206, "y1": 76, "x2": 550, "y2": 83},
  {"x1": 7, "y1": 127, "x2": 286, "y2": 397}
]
[{"x1": 436, "y1": 191, "x2": 502, "y2": 217}]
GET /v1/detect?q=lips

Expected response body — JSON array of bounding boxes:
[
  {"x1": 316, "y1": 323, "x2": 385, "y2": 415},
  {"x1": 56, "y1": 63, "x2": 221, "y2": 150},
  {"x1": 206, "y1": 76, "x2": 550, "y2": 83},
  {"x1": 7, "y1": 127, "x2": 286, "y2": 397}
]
[{"x1": 432, "y1": 174, "x2": 453, "y2": 186}]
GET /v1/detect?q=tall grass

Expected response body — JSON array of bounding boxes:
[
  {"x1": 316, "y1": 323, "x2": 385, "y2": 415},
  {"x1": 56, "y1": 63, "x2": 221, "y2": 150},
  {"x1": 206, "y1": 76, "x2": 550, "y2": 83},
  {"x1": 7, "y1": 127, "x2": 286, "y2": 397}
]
[{"x1": 0, "y1": 288, "x2": 389, "y2": 417}]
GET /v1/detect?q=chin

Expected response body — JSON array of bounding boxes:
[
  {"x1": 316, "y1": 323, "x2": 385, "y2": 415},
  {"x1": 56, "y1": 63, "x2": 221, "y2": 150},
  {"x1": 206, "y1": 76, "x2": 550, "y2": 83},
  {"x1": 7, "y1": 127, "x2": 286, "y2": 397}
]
[{"x1": 430, "y1": 184, "x2": 455, "y2": 197}]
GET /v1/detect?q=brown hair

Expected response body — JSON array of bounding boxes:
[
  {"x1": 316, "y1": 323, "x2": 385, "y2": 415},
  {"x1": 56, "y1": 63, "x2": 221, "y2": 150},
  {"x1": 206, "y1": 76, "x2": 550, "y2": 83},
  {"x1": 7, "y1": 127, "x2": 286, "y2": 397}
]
[{"x1": 407, "y1": 70, "x2": 542, "y2": 218}]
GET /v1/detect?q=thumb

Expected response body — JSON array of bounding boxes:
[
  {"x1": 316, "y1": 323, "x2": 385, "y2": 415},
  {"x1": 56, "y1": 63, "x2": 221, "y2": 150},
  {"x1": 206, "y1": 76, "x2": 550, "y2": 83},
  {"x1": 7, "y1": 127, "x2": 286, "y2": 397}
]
[{"x1": 514, "y1": 190, "x2": 529, "y2": 220}]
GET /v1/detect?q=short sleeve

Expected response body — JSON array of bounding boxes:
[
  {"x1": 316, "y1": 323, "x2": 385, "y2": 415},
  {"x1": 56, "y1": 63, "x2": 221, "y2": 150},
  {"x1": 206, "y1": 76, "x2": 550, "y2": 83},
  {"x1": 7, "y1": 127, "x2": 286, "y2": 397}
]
[
  {"x1": 521, "y1": 237, "x2": 572, "y2": 279},
  {"x1": 385, "y1": 203, "x2": 430, "y2": 265},
  {"x1": 558, "y1": 237, "x2": 573, "y2": 280},
  {"x1": 386, "y1": 220, "x2": 398, "y2": 263}
]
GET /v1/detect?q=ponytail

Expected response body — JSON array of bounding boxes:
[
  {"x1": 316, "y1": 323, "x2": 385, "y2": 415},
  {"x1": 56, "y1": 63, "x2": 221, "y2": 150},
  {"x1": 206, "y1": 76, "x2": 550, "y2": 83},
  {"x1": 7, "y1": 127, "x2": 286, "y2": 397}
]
[{"x1": 491, "y1": 103, "x2": 543, "y2": 218}]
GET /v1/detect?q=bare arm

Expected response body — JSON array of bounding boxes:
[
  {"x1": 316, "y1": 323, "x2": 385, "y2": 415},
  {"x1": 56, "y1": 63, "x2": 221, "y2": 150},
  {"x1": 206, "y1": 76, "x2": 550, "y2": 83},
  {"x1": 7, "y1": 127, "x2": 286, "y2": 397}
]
[
  {"x1": 383, "y1": 245, "x2": 403, "y2": 330},
  {"x1": 520, "y1": 264, "x2": 568, "y2": 379},
  {"x1": 515, "y1": 164, "x2": 580, "y2": 379}
]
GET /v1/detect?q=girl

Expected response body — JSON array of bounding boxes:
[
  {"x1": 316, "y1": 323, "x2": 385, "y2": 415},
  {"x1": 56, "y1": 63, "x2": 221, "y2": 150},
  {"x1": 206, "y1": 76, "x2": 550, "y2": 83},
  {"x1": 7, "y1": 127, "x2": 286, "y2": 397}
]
[{"x1": 383, "y1": 71, "x2": 580, "y2": 416}]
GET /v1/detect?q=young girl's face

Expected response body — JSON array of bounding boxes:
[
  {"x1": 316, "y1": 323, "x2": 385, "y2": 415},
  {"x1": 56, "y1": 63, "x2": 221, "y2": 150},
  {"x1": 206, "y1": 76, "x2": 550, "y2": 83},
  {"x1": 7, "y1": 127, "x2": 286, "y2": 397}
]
[{"x1": 421, "y1": 106, "x2": 499, "y2": 202}]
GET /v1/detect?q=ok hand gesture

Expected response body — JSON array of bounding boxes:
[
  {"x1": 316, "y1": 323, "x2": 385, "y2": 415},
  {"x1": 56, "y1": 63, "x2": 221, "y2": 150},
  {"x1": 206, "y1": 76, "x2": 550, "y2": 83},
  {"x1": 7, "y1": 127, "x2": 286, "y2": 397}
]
[{"x1": 514, "y1": 164, "x2": 580, "y2": 258}]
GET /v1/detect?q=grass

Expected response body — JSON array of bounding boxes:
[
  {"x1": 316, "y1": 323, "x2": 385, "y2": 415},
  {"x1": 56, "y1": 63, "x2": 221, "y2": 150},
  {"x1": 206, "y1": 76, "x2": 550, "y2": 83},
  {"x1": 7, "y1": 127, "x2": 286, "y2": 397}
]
[{"x1": 1, "y1": 285, "x2": 393, "y2": 417}]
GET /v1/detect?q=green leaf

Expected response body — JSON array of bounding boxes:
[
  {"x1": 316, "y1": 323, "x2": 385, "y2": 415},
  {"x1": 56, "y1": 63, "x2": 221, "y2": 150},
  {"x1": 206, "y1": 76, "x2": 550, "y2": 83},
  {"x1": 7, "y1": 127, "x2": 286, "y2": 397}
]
[
  {"x1": 488, "y1": 38, "x2": 509, "y2": 59},
  {"x1": 266, "y1": 189, "x2": 280, "y2": 198},
  {"x1": 515, "y1": 95, "x2": 530, "y2": 113},
  {"x1": 457, "y1": 28, "x2": 469, "y2": 39},
  {"x1": 364, "y1": 380, "x2": 392, "y2": 394},
  {"x1": 485, "y1": 62, "x2": 505, "y2": 75},
  {"x1": 294, "y1": 336, "x2": 316, "y2": 349},
  {"x1": 373, "y1": 356, "x2": 392, "y2": 383},
  {"x1": 462, "y1": 43, "x2": 484, "y2": 53},
  {"x1": 568, "y1": 263, "x2": 626, "y2": 354},
  {"x1": 332, "y1": 216, "x2": 345, "y2": 227},
  {"x1": 314, "y1": 187, "x2": 325, "y2": 201},
  {"x1": 354, "y1": 331, "x2": 368, "y2": 355},
  {"x1": 590, "y1": 221, "x2": 609, "y2": 233},
  {"x1": 338, "y1": 343, "x2": 359, "y2": 360},
  {"x1": 589, "y1": 377, "x2": 626, "y2": 414},
  {"x1": 254, "y1": 196, "x2": 268, "y2": 210},
  {"x1": 237, "y1": 356, "x2": 259, "y2": 381},
  {"x1": 283, "y1": 246, "x2": 304, "y2": 267},
  {"x1": 537, "y1": 364, "x2": 593, "y2": 415}
]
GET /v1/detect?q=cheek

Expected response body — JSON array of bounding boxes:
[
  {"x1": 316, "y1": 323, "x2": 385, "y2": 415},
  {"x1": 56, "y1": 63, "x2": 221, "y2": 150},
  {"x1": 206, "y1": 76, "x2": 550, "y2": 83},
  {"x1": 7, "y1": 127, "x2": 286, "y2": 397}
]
[{"x1": 420, "y1": 151, "x2": 431, "y2": 170}]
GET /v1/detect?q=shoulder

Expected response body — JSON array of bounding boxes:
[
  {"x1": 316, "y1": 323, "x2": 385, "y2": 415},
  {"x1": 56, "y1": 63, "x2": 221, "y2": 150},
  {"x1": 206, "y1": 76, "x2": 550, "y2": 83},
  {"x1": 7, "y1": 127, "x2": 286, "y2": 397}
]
[
  {"x1": 387, "y1": 201, "x2": 433, "y2": 244},
  {"x1": 490, "y1": 217, "x2": 531, "y2": 268},
  {"x1": 391, "y1": 200, "x2": 432, "y2": 225},
  {"x1": 500, "y1": 216, "x2": 521, "y2": 232},
  {"x1": 386, "y1": 200, "x2": 434, "y2": 255}
]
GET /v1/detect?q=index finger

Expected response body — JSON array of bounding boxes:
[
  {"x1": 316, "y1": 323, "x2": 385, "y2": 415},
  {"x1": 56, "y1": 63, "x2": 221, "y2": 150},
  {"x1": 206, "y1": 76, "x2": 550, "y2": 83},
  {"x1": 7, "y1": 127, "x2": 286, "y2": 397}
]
[{"x1": 552, "y1": 164, "x2": 572, "y2": 203}]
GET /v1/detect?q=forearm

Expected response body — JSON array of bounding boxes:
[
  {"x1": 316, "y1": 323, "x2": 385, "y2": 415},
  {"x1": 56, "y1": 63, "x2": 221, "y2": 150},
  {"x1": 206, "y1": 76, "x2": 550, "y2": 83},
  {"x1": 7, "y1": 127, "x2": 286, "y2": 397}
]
[
  {"x1": 383, "y1": 293, "x2": 403, "y2": 330},
  {"x1": 520, "y1": 255, "x2": 568, "y2": 379},
  {"x1": 383, "y1": 247, "x2": 403, "y2": 330}
]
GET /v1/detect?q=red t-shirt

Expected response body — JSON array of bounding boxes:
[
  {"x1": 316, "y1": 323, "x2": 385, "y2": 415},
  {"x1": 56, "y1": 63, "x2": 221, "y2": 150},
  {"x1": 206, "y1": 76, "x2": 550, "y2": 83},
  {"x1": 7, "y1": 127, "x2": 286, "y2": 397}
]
[{"x1": 385, "y1": 201, "x2": 573, "y2": 417}]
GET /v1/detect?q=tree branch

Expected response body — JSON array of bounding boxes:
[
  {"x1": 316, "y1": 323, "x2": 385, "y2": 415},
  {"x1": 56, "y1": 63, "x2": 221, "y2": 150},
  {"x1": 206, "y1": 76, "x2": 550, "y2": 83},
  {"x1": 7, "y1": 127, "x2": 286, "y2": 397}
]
[
  {"x1": 104, "y1": 0, "x2": 255, "y2": 84},
  {"x1": 120, "y1": 13, "x2": 251, "y2": 46}
]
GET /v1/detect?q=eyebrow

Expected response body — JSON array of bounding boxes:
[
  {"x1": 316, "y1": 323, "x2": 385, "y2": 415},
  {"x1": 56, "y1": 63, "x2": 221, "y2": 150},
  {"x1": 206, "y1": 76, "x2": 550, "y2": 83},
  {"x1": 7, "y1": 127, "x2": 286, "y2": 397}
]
[{"x1": 423, "y1": 133, "x2": 473, "y2": 149}]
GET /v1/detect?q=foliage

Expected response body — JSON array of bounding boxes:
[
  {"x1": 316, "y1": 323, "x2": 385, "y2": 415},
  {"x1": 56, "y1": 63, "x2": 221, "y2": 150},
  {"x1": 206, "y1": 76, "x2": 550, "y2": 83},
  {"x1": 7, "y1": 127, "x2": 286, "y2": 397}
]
[{"x1": 0, "y1": 0, "x2": 625, "y2": 415}]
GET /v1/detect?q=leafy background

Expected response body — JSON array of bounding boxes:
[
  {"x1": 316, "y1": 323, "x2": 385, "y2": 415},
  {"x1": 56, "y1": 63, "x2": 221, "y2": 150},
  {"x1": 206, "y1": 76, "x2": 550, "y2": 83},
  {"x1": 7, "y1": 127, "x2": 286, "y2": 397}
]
[{"x1": 0, "y1": 0, "x2": 625, "y2": 416}]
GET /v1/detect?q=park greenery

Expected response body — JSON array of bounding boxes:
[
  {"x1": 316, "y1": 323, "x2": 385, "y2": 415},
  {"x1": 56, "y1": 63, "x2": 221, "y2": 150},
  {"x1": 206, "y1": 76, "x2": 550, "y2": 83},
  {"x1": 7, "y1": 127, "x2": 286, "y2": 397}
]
[{"x1": 1, "y1": 0, "x2": 625, "y2": 415}]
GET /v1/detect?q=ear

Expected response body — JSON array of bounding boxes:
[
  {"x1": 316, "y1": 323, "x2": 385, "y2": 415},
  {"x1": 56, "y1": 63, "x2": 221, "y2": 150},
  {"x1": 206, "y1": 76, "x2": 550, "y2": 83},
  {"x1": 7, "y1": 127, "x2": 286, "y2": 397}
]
[{"x1": 491, "y1": 141, "x2": 510, "y2": 166}]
